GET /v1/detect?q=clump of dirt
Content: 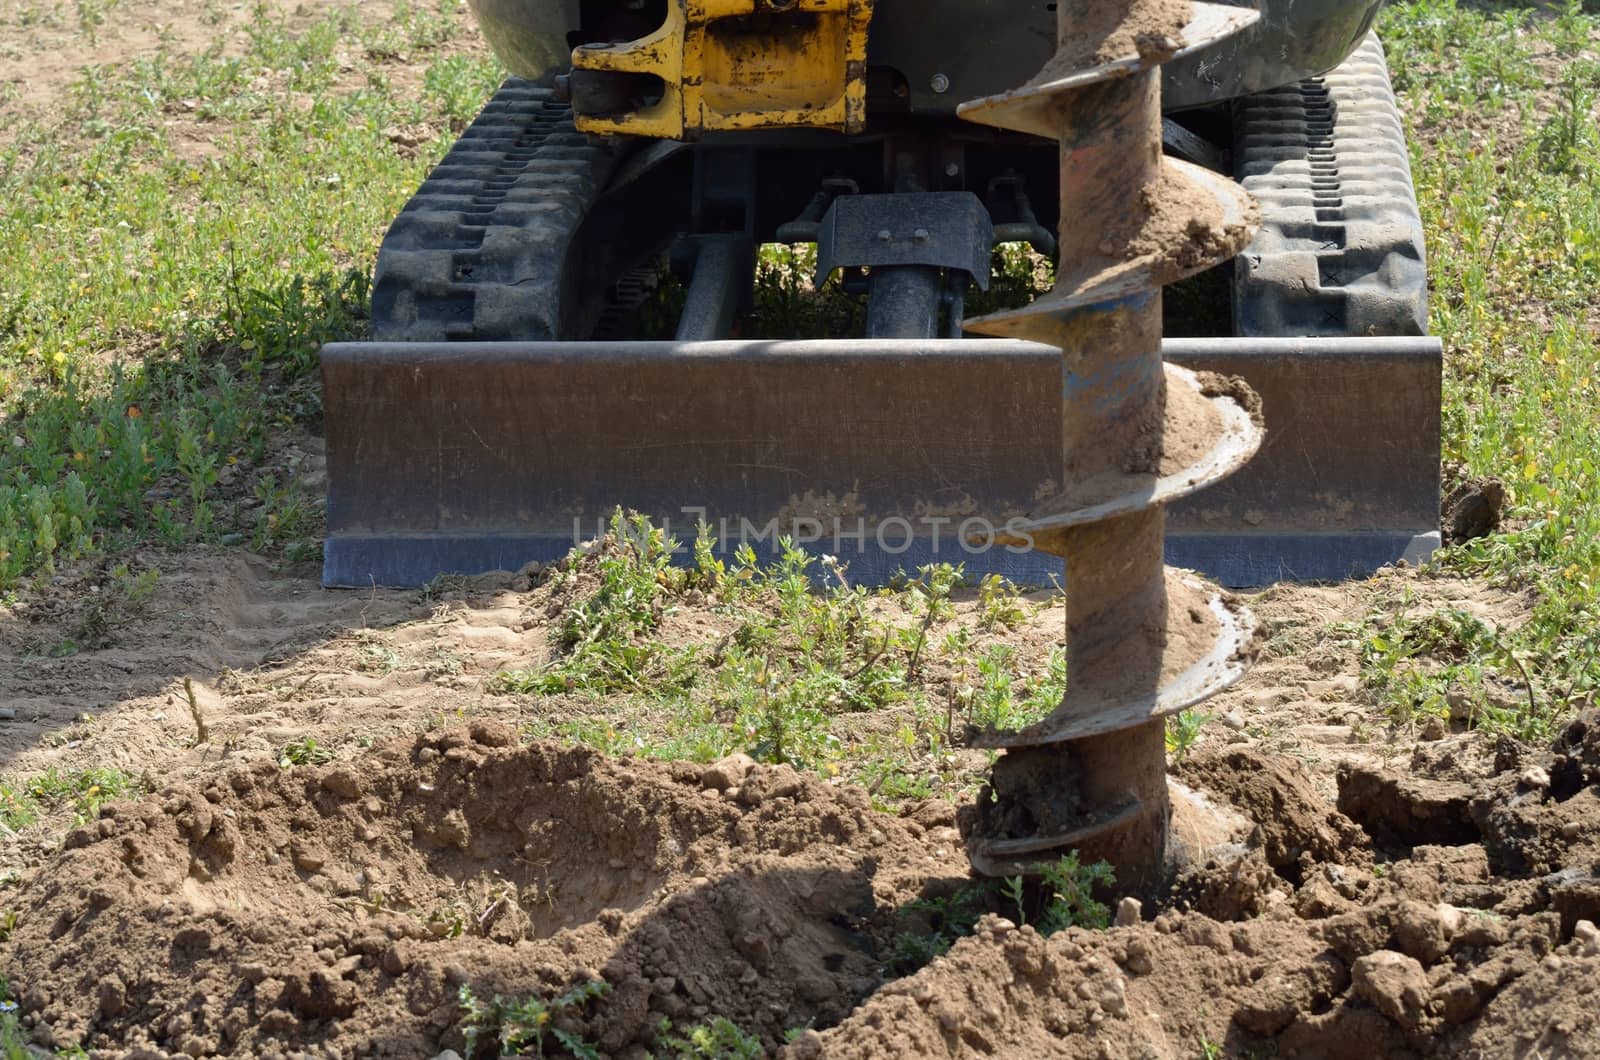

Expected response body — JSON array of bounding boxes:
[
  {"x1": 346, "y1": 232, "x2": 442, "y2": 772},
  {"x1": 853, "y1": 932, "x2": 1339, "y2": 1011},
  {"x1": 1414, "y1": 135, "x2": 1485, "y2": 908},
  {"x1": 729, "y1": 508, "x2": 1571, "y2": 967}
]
[
  {"x1": 1046, "y1": 0, "x2": 1193, "y2": 70},
  {"x1": 0, "y1": 728, "x2": 968, "y2": 1057},
  {"x1": 1178, "y1": 747, "x2": 1371, "y2": 884},
  {"x1": 1096, "y1": 168, "x2": 1259, "y2": 278},
  {"x1": 1197, "y1": 371, "x2": 1265, "y2": 428},
  {"x1": 1338, "y1": 759, "x2": 1481, "y2": 851},
  {"x1": 1116, "y1": 370, "x2": 1220, "y2": 480},
  {"x1": 1154, "y1": 369, "x2": 1224, "y2": 475},
  {"x1": 1048, "y1": 370, "x2": 1248, "y2": 516},
  {"x1": 1442, "y1": 476, "x2": 1507, "y2": 546}
]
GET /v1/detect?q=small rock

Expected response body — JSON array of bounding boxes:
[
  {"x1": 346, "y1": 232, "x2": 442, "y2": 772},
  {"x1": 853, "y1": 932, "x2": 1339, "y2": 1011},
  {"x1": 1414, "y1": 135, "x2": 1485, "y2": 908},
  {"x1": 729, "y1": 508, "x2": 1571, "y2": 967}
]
[
  {"x1": 1436, "y1": 903, "x2": 1465, "y2": 938},
  {"x1": 1561, "y1": 820, "x2": 1583, "y2": 840},
  {"x1": 701, "y1": 753, "x2": 756, "y2": 792},
  {"x1": 320, "y1": 769, "x2": 362, "y2": 800},
  {"x1": 1519, "y1": 766, "x2": 1552, "y2": 791},
  {"x1": 1115, "y1": 897, "x2": 1142, "y2": 927},
  {"x1": 1394, "y1": 899, "x2": 1452, "y2": 964},
  {"x1": 1420, "y1": 715, "x2": 1446, "y2": 741},
  {"x1": 1574, "y1": 920, "x2": 1600, "y2": 957},
  {"x1": 468, "y1": 720, "x2": 517, "y2": 748},
  {"x1": 1221, "y1": 711, "x2": 1247, "y2": 731},
  {"x1": 96, "y1": 976, "x2": 126, "y2": 1017},
  {"x1": 1351, "y1": 950, "x2": 1428, "y2": 1029},
  {"x1": 983, "y1": 916, "x2": 1016, "y2": 938},
  {"x1": 291, "y1": 845, "x2": 326, "y2": 873},
  {"x1": 1099, "y1": 975, "x2": 1129, "y2": 1018}
]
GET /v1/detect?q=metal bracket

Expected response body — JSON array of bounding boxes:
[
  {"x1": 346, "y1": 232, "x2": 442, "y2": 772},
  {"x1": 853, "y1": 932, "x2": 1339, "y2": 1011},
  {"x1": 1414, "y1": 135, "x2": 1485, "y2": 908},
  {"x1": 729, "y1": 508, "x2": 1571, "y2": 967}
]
[
  {"x1": 815, "y1": 192, "x2": 994, "y2": 290},
  {"x1": 570, "y1": 0, "x2": 875, "y2": 139}
]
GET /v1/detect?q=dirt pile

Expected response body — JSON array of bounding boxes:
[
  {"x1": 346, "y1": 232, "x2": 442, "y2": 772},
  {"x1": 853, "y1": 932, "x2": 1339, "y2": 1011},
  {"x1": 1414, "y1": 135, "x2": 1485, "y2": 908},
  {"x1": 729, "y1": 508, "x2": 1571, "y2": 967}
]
[
  {"x1": 788, "y1": 724, "x2": 1600, "y2": 1059},
  {"x1": 6, "y1": 716, "x2": 1600, "y2": 1058},
  {"x1": 1, "y1": 727, "x2": 968, "y2": 1057}
]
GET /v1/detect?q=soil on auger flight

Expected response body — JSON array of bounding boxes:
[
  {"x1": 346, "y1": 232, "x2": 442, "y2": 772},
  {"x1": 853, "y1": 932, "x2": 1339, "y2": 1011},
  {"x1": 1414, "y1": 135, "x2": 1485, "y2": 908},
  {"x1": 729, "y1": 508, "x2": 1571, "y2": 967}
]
[{"x1": 5, "y1": 712, "x2": 1600, "y2": 1058}]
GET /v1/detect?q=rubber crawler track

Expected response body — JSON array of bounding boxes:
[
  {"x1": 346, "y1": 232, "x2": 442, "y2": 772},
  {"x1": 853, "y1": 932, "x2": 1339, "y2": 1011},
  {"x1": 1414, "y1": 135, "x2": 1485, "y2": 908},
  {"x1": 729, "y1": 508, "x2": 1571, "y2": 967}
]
[{"x1": 369, "y1": 80, "x2": 618, "y2": 342}]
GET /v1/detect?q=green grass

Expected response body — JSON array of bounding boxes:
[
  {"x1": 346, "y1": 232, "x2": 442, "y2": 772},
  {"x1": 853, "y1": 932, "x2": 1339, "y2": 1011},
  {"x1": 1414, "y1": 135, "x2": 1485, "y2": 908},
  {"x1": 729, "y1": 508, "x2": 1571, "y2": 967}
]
[
  {"x1": 0, "y1": 0, "x2": 503, "y2": 585},
  {"x1": 0, "y1": 765, "x2": 135, "y2": 832},
  {"x1": 498, "y1": 511, "x2": 1050, "y2": 804},
  {"x1": 1363, "y1": 0, "x2": 1600, "y2": 739}
]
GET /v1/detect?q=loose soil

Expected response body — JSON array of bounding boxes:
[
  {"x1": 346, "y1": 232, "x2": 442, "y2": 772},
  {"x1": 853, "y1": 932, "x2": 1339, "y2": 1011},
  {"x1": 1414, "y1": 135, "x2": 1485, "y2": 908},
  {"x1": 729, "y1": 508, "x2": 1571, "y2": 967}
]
[
  {"x1": 4, "y1": 731, "x2": 971, "y2": 1056},
  {"x1": 1052, "y1": 367, "x2": 1239, "y2": 512},
  {"x1": 7, "y1": 690, "x2": 1600, "y2": 1057},
  {"x1": 0, "y1": 466, "x2": 1560, "y2": 1059}
]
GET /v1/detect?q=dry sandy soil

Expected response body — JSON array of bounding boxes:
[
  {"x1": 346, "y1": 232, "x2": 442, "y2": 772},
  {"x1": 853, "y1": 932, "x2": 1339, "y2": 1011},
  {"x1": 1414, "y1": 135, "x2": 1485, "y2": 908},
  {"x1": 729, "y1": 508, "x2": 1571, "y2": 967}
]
[{"x1": 5, "y1": 2, "x2": 1600, "y2": 1058}]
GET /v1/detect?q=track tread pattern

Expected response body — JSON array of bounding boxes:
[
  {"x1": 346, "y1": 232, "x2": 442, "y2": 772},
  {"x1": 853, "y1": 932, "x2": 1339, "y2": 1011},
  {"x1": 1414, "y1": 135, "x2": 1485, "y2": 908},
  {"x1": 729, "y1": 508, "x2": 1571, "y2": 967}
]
[
  {"x1": 369, "y1": 79, "x2": 618, "y2": 341},
  {"x1": 1234, "y1": 33, "x2": 1428, "y2": 338}
]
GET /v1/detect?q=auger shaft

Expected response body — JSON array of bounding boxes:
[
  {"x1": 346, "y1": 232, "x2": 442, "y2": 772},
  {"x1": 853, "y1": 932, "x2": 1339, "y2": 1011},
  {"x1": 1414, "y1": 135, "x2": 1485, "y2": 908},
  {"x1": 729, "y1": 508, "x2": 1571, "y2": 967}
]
[
  {"x1": 994, "y1": 73, "x2": 1176, "y2": 887},
  {"x1": 957, "y1": 0, "x2": 1266, "y2": 887},
  {"x1": 1053, "y1": 72, "x2": 1171, "y2": 883}
]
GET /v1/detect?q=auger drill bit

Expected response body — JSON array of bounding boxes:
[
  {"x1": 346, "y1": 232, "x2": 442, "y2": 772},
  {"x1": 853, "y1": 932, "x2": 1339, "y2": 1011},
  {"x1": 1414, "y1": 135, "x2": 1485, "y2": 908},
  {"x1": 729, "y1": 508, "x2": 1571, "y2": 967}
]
[{"x1": 956, "y1": 0, "x2": 1267, "y2": 888}]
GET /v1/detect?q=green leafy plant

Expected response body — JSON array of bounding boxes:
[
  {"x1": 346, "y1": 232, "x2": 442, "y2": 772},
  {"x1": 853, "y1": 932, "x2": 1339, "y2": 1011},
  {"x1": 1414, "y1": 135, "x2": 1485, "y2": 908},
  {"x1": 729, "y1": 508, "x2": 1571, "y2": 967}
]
[
  {"x1": 885, "y1": 883, "x2": 997, "y2": 976},
  {"x1": 1165, "y1": 709, "x2": 1212, "y2": 762},
  {"x1": 492, "y1": 511, "x2": 700, "y2": 698},
  {"x1": 887, "y1": 851, "x2": 1113, "y2": 977},
  {"x1": 1365, "y1": 0, "x2": 1600, "y2": 743},
  {"x1": 0, "y1": 0, "x2": 492, "y2": 590},
  {"x1": 654, "y1": 1017, "x2": 765, "y2": 1060},
  {"x1": 976, "y1": 573, "x2": 1027, "y2": 631},
  {"x1": 0, "y1": 991, "x2": 27, "y2": 1060},
  {"x1": 4, "y1": 766, "x2": 134, "y2": 830},
  {"x1": 1031, "y1": 851, "x2": 1115, "y2": 934},
  {"x1": 487, "y1": 512, "x2": 1051, "y2": 800},
  {"x1": 278, "y1": 737, "x2": 336, "y2": 768},
  {"x1": 70, "y1": 563, "x2": 158, "y2": 649},
  {"x1": 459, "y1": 980, "x2": 608, "y2": 1059}
]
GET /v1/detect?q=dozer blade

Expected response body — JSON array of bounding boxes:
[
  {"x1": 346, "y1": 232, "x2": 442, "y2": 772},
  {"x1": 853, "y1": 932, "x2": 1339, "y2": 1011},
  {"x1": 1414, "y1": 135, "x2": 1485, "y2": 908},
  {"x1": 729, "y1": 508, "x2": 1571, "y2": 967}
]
[{"x1": 320, "y1": 336, "x2": 1439, "y2": 589}]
